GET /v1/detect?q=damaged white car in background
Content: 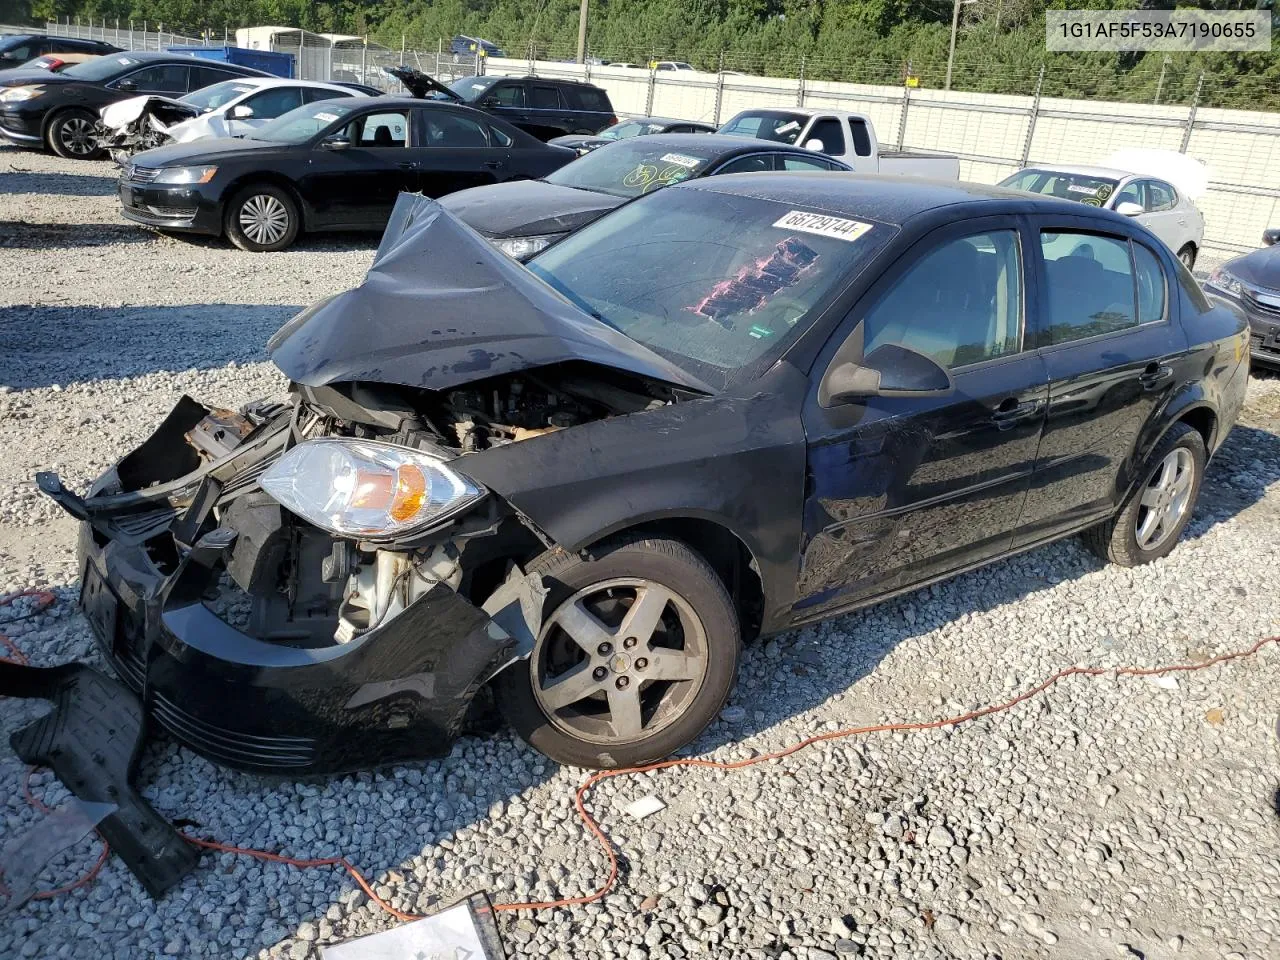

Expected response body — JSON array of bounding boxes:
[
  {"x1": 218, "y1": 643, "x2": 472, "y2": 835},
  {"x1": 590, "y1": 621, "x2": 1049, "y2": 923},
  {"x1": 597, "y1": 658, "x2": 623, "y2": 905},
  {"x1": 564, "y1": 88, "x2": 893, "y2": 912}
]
[{"x1": 97, "y1": 77, "x2": 372, "y2": 162}]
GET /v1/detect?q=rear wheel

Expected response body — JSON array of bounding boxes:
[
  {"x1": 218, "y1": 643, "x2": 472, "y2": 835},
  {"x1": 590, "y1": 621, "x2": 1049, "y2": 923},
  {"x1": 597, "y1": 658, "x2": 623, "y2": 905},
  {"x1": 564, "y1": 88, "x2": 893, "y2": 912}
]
[
  {"x1": 1083, "y1": 422, "x2": 1205, "y2": 566},
  {"x1": 493, "y1": 536, "x2": 740, "y2": 769},
  {"x1": 224, "y1": 184, "x2": 300, "y2": 252},
  {"x1": 1177, "y1": 244, "x2": 1197, "y2": 271},
  {"x1": 48, "y1": 109, "x2": 103, "y2": 160}
]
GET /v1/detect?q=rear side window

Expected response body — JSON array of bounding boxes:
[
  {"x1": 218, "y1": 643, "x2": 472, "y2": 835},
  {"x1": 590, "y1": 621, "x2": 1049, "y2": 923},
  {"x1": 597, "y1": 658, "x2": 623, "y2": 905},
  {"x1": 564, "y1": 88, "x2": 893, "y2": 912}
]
[
  {"x1": 848, "y1": 119, "x2": 872, "y2": 157},
  {"x1": 423, "y1": 112, "x2": 491, "y2": 147},
  {"x1": 577, "y1": 87, "x2": 611, "y2": 111},
  {"x1": 808, "y1": 118, "x2": 845, "y2": 156},
  {"x1": 863, "y1": 230, "x2": 1024, "y2": 369},
  {"x1": 120, "y1": 64, "x2": 189, "y2": 93},
  {"x1": 190, "y1": 65, "x2": 240, "y2": 90},
  {"x1": 530, "y1": 85, "x2": 564, "y2": 109},
  {"x1": 715, "y1": 155, "x2": 773, "y2": 175},
  {"x1": 1133, "y1": 243, "x2": 1168, "y2": 323},
  {"x1": 303, "y1": 87, "x2": 353, "y2": 103},
  {"x1": 1039, "y1": 232, "x2": 1136, "y2": 345},
  {"x1": 1147, "y1": 181, "x2": 1176, "y2": 212},
  {"x1": 778, "y1": 154, "x2": 834, "y2": 171}
]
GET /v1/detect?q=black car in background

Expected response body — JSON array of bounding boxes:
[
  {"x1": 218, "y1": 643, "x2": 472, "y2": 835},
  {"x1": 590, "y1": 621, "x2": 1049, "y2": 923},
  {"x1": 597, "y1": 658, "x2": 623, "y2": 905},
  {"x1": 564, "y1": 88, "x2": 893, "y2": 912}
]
[
  {"x1": 549, "y1": 115, "x2": 718, "y2": 154},
  {"x1": 0, "y1": 33, "x2": 119, "y2": 71},
  {"x1": 0, "y1": 51, "x2": 270, "y2": 158},
  {"x1": 117, "y1": 97, "x2": 577, "y2": 251},
  {"x1": 441, "y1": 132, "x2": 850, "y2": 259},
  {"x1": 1204, "y1": 243, "x2": 1280, "y2": 369},
  {"x1": 393, "y1": 67, "x2": 616, "y2": 141},
  {"x1": 49, "y1": 177, "x2": 1248, "y2": 773}
]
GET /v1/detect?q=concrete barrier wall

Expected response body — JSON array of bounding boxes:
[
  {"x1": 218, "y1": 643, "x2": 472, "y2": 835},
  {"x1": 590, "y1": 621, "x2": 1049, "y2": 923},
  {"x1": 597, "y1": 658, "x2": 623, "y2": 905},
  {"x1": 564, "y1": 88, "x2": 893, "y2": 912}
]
[{"x1": 491, "y1": 57, "x2": 1280, "y2": 257}]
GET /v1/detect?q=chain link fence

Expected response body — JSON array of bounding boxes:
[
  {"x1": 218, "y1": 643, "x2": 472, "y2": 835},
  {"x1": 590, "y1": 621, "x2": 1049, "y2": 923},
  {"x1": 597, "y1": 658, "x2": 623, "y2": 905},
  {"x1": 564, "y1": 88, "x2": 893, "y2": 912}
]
[{"x1": 29, "y1": 17, "x2": 1280, "y2": 255}]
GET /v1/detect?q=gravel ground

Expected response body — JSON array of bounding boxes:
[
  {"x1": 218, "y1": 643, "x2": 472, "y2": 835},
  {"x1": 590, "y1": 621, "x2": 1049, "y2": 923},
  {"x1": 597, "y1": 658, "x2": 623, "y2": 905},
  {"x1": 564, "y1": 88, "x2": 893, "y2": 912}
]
[{"x1": 1, "y1": 145, "x2": 1278, "y2": 960}]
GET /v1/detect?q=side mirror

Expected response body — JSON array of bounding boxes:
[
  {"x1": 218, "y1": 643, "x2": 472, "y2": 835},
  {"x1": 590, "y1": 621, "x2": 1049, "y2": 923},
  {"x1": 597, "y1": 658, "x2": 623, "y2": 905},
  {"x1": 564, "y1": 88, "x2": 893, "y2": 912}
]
[
  {"x1": 820, "y1": 343, "x2": 953, "y2": 407},
  {"x1": 804, "y1": 138, "x2": 825, "y2": 152},
  {"x1": 1263, "y1": 227, "x2": 1279, "y2": 246},
  {"x1": 227, "y1": 103, "x2": 254, "y2": 120},
  {"x1": 1115, "y1": 201, "x2": 1143, "y2": 217}
]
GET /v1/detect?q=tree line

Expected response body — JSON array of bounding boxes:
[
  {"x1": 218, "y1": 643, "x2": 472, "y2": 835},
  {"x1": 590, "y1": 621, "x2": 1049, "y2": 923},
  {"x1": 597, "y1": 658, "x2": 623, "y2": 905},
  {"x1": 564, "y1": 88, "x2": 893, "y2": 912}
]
[{"x1": 10, "y1": 0, "x2": 1279, "y2": 108}]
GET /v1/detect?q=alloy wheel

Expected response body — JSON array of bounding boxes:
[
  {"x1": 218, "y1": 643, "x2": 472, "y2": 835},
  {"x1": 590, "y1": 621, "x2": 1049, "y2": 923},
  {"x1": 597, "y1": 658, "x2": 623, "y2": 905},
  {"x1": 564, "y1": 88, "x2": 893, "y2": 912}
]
[
  {"x1": 1135, "y1": 447, "x2": 1195, "y2": 550},
  {"x1": 531, "y1": 577, "x2": 709, "y2": 745},
  {"x1": 59, "y1": 116, "x2": 97, "y2": 157},
  {"x1": 237, "y1": 194, "x2": 290, "y2": 246}
]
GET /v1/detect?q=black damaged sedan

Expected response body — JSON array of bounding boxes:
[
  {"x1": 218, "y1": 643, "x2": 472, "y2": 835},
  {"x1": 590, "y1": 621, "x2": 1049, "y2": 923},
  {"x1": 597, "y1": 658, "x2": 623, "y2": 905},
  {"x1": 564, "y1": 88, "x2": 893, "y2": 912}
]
[{"x1": 42, "y1": 176, "x2": 1249, "y2": 773}]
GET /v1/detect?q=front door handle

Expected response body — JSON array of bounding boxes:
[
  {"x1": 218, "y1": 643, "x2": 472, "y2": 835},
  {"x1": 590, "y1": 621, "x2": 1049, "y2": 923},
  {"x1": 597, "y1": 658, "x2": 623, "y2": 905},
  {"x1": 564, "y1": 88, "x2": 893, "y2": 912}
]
[
  {"x1": 396, "y1": 161, "x2": 418, "y2": 170},
  {"x1": 1139, "y1": 363, "x2": 1174, "y2": 391},
  {"x1": 990, "y1": 397, "x2": 1042, "y2": 430},
  {"x1": 482, "y1": 159, "x2": 503, "y2": 170}
]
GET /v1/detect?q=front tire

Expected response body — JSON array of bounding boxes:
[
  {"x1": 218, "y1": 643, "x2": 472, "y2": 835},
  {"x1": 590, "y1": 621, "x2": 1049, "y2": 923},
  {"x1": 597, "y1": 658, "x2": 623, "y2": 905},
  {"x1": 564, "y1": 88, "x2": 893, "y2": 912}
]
[
  {"x1": 1083, "y1": 422, "x2": 1205, "y2": 567},
  {"x1": 48, "y1": 109, "x2": 104, "y2": 160},
  {"x1": 224, "y1": 183, "x2": 300, "y2": 252},
  {"x1": 493, "y1": 536, "x2": 740, "y2": 769}
]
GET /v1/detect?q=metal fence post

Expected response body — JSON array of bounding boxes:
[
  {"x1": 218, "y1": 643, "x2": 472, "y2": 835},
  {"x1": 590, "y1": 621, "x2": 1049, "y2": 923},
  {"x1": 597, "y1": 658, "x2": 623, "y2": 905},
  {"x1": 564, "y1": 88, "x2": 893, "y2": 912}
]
[
  {"x1": 362, "y1": 37, "x2": 368, "y2": 85},
  {"x1": 897, "y1": 80, "x2": 910, "y2": 149},
  {"x1": 646, "y1": 62, "x2": 656, "y2": 114},
  {"x1": 1180, "y1": 74, "x2": 1204, "y2": 153},
  {"x1": 1021, "y1": 64, "x2": 1045, "y2": 165},
  {"x1": 797, "y1": 55, "x2": 806, "y2": 107},
  {"x1": 1154, "y1": 57, "x2": 1168, "y2": 106},
  {"x1": 713, "y1": 51, "x2": 725, "y2": 126}
]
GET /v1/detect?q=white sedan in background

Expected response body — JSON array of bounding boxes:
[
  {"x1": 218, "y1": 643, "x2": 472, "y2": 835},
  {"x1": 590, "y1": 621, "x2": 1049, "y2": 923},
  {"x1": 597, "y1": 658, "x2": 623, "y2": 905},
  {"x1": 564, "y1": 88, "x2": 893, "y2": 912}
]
[
  {"x1": 99, "y1": 77, "x2": 372, "y2": 156},
  {"x1": 1000, "y1": 163, "x2": 1205, "y2": 269}
]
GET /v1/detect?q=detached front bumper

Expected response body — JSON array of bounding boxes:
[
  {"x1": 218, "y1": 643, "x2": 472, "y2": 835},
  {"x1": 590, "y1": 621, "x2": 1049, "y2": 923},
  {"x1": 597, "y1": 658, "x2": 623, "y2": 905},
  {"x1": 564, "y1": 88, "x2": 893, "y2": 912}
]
[{"x1": 52, "y1": 399, "x2": 525, "y2": 776}]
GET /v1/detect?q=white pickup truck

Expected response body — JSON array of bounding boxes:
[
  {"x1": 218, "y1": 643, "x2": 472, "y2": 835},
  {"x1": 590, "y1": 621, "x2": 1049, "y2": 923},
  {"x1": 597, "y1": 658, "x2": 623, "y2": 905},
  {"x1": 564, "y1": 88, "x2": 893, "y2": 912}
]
[{"x1": 719, "y1": 108, "x2": 960, "y2": 179}]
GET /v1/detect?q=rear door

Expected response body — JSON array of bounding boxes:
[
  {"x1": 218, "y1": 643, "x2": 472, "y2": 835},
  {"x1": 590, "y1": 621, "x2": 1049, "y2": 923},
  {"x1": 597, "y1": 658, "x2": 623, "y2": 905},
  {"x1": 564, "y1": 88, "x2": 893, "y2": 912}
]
[
  {"x1": 413, "y1": 108, "x2": 510, "y2": 196},
  {"x1": 796, "y1": 218, "x2": 1048, "y2": 618},
  {"x1": 527, "y1": 82, "x2": 570, "y2": 139},
  {"x1": 1014, "y1": 217, "x2": 1189, "y2": 545}
]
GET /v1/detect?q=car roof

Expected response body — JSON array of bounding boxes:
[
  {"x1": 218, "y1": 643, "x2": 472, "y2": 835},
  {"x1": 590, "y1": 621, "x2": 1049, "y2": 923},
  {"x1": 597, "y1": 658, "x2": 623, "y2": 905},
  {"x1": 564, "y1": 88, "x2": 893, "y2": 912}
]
[
  {"x1": 626, "y1": 132, "x2": 829, "y2": 156},
  {"x1": 1018, "y1": 162, "x2": 1144, "y2": 181},
  {"x1": 685, "y1": 172, "x2": 1105, "y2": 226},
  {"x1": 231, "y1": 77, "x2": 368, "y2": 91},
  {"x1": 624, "y1": 115, "x2": 713, "y2": 127}
]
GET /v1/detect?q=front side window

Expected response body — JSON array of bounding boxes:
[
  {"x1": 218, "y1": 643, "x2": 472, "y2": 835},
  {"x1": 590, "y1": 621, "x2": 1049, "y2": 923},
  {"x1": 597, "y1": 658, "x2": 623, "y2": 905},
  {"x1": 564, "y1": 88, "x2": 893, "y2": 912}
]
[
  {"x1": 1112, "y1": 181, "x2": 1143, "y2": 209},
  {"x1": 243, "y1": 86, "x2": 304, "y2": 120},
  {"x1": 252, "y1": 100, "x2": 360, "y2": 144},
  {"x1": 528, "y1": 188, "x2": 894, "y2": 387},
  {"x1": 1039, "y1": 231, "x2": 1137, "y2": 345},
  {"x1": 488, "y1": 82, "x2": 525, "y2": 107},
  {"x1": 863, "y1": 231, "x2": 1023, "y2": 369},
  {"x1": 351, "y1": 111, "x2": 409, "y2": 147},
  {"x1": 808, "y1": 118, "x2": 845, "y2": 156}
]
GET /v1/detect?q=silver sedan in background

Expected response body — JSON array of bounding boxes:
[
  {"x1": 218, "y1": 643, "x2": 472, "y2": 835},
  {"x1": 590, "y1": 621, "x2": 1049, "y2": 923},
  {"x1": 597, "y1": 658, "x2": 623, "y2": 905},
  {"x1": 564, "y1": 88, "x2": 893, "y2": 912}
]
[{"x1": 1000, "y1": 164, "x2": 1205, "y2": 270}]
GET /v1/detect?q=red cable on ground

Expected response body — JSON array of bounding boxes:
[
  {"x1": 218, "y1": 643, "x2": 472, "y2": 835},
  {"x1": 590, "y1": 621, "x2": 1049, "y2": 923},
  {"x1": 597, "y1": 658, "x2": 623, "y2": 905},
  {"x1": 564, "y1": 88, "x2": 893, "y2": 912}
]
[{"x1": 2, "y1": 583, "x2": 1276, "y2": 922}]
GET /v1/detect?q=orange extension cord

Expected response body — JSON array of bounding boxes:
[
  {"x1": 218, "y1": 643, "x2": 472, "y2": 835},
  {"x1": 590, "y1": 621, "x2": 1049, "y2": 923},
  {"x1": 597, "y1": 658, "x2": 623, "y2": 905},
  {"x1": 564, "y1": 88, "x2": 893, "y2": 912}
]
[{"x1": 2, "y1": 588, "x2": 1276, "y2": 920}]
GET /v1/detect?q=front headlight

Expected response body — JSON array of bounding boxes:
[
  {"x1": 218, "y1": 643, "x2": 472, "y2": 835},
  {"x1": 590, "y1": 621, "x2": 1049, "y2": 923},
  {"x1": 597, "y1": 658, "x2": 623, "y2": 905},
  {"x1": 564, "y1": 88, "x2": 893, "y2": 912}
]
[
  {"x1": 260, "y1": 438, "x2": 486, "y2": 539},
  {"x1": 0, "y1": 85, "x2": 44, "y2": 103},
  {"x1": 1207, "y1": 267, "x2": 1245, "y2": 298},
  {"x1": 490, "y1": 233, "x2": 562, "y2": 261},
  {"x1": 152, "y1": 165, "x2": 218, "y2": 185}
]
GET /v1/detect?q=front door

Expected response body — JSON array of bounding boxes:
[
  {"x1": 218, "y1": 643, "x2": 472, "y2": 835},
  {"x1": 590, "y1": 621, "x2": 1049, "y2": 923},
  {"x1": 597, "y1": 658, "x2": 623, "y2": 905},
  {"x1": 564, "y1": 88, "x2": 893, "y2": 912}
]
[
  {"x1": 1014, "y1": 220, "x2": 1189, "y2": 545},
  {"x1": 413, "y1": 108, "x2": 510, "y2": 196},
  {"x1": 299, "y1": 107, "x2": 418, "y2": 228},
  {"x1": 796, "y1": 220, "x2": 1048, "y2": 621}
]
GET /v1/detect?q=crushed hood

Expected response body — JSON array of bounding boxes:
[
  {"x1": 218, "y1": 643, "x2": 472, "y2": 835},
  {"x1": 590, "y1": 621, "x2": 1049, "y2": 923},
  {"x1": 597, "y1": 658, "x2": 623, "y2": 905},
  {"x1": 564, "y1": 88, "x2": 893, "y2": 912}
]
[
  {"x1": 100, "y1": 94, "x2": 199, "y2": 132},
  {"x1": 438, "y1": 179, "x2": 622, "y2": 238},
  {"x1": 267, "y1": 194, "x2": 712, "y2": 394}
]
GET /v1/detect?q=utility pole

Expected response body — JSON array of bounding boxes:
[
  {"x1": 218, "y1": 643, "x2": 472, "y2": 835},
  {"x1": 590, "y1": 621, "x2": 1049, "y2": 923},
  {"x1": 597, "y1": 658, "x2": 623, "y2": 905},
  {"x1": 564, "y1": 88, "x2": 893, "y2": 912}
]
[
  {"x1": 576, "y1": 0, "x2": 589, "y2": 64},
  {"x1": 945, "y1": 0, "x2": 961, "y2": 90}
]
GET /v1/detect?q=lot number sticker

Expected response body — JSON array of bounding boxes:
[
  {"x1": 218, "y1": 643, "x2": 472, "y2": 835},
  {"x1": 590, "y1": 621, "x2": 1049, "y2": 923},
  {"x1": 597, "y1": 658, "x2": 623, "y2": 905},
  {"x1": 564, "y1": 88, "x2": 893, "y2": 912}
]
[
  {"x1": 659, "y1": 153, "x2": 700, "y2": 169},
  {"x1": 772, "y1": 210, "x2": 873, "y2": 242}
]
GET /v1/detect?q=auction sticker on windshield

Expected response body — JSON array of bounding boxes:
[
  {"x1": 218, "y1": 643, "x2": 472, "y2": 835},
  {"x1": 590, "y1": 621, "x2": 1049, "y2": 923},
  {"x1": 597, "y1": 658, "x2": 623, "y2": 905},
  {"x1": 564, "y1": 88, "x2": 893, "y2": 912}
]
[
  {"x1": 314, "y1": 112, "x2": 339, "y2": 123},
  {"x1": 773, "y1": 210, "x2": 873, "y2": 242},
  {"x1": 659, "y1": 153, "x2": 701, "y2": 169}
]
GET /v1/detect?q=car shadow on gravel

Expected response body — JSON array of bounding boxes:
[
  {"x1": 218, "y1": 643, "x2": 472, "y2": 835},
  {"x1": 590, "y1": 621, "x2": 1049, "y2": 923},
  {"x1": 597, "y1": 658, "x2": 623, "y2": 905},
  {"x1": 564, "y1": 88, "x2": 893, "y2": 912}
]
[
  {"x1": 0, "y1": 220, "x2": 156, "y2": 249},
  {"x1": 0, "y1": 303, "x2": 301, "y2": 389},
  {"x1": 160, "y1": 230, "x2": 381, "y2": 255},
  {"x1": 0, "y1": 168, "x2": 119, "y2": 197}
]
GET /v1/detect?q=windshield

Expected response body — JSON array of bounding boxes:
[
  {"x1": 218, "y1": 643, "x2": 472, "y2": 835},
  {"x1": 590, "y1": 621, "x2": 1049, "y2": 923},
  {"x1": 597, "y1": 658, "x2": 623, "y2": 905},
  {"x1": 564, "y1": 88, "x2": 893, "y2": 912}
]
[
  {"x1": 545, "y1": 139, "x2": 722, "y2": 198},
  {"x1": 528, "y1": 187, "x2": 892, "y2": 386},
  {"x1": 62, "y1": 53, "x2": 145, "y2": 82},
  {"x1": 1000, "y1": 169, "x2": 1121, "y2": 206},
  {"x1": 719, "y1": 110, "x2": 808, "y2": 144},
  {"x1": 251, "y1": 100, "x2": 359, "y2": 143},
  {"x1": 449, "y1": 76, "x2": 492, "y2": 101},
  {"x1": 181, "y1": 80, "x2": 257, "y2": 112},
  {"x1": 599, "y1": 119, "x2": 665, "y2": 141}
]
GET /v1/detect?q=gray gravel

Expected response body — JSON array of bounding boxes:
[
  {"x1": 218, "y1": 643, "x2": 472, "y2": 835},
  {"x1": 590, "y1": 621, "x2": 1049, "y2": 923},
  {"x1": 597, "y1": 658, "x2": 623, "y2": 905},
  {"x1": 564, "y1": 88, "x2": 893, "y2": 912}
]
[{"x1": 2, "y1": 145, "x2": 1279, "y2": 960}]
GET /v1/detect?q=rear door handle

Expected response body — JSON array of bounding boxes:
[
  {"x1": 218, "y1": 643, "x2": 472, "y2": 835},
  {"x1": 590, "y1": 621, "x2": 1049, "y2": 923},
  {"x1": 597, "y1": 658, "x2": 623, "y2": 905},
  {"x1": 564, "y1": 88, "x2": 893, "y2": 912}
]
[
  {"x1": 990, "y1": 398, "x2": 1042, "y2": 430},
  {"x1": 482, "y1": 159, "x2": 504, "y2": 170},
  {"x1": 395, "y1": 161, "x2": 417, "y2": 170},
  {"x1": 1139, "y1": 363, "x2": 1174, "y2": 391}
]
